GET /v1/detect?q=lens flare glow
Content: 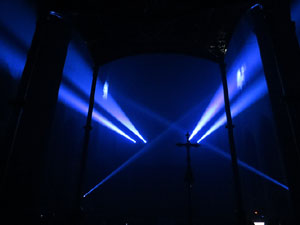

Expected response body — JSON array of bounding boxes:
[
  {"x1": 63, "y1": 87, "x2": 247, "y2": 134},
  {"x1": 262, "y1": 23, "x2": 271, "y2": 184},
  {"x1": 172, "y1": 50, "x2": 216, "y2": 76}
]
[
  {"x1": 189, "y1": 35, "x2": 262, "y2": 141},
  {"x1": 103, "y1": 81, "x2": 109, "y2": 100},
  {"x1": 58, "y1": 84, "x2": 136, "y2": 143},
  {"x1": 197, "y1": 76, "x2": 268, "y2": 143},
  {"x1": 237, "y1": 65, "x2": 246, "y2": 89}
]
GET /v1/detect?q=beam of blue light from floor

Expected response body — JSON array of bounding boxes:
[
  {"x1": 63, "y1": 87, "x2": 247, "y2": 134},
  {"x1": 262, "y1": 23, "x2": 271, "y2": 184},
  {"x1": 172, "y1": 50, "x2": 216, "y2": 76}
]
[
  {"x1": 0, "y1": 14, "x2": 289, "y2": 192},
  {"x1": 83, "y1": 143, "x2": 149, "y2": 198},
  {"x1": 58, "y1": 84, "x2": 136, "y2": 143},
  {"x1": 198, "y1": 76, "x2": 268, "y2": 143},
  {"x1": 189, "y1": 35, "x2": 262, "y2": 141},
  {"x1": 0, "y1": 5, "x2": 255, "y2": 144},
  {"x1": 83, "y1": 122, "x2": 182, "y2": 198},
  {"x1": 63, "y1": 45, "x2": 147, "y2": 143},
  {"x1": 111, "y1": 96, "x2": 287, "y2": 190},
  {"x1": 83, "y1": 93, "x2": 289, "y2": 197},
  {"x1": 203, "y1": 142, "x2": 289, "y2": 190},
  {"x1": 97, "y1": 89, "x2": 147, "y2": 143},
  {"x1": 83, "y1": 104, "x2": 199, "y2": 198},
  {"x1": 0, "y1": 34, "x2": 138, "y2": 143}
]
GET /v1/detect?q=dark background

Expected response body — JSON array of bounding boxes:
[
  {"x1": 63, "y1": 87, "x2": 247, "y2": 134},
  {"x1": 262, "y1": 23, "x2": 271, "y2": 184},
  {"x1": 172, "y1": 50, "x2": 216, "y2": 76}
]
[{"x1": 1, "y1": 0, "x2": 300, "y2": 224}]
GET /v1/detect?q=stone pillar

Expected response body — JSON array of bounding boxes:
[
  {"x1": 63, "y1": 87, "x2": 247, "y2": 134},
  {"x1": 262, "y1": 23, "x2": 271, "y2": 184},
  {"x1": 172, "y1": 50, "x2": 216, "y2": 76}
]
[
  {"x1": 250, "y1": 3, "x2": 300, "y2": 222},
  {"x1": 2, "y1": 12, "x2": 71, "y2": 224}
]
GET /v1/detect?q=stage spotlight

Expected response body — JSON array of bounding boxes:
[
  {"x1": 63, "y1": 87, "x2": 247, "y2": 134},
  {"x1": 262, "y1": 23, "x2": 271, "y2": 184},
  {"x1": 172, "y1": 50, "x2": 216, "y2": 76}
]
[
  {"x1": 197, "y1": 75, "x2": 268, "y2": 143},
  {"x1": 189, "y1": 35, "x2": 262, "y2": 141},
  {"x1": 58, "y1": 84, "x2": 136, "y2": 143},
  {"x1": 254, "y1": 222, "x2": 264, "y2": 225}
]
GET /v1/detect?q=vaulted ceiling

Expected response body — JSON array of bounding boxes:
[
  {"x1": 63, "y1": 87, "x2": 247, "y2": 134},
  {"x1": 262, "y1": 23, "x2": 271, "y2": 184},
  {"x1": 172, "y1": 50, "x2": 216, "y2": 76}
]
[{"x1": 31, "y1": 0, "x2": 258, "y2": 64}]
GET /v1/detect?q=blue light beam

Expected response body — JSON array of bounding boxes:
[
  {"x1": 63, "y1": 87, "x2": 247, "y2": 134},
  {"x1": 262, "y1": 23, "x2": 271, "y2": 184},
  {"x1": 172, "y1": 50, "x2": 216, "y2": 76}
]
[
  {"x1": 203, "y1": 142, "x2": 289, "y2": 190},
  {"x1": 58, "y1": 84, "x2": 136, "y2": 143},
  {"x1": 0, "y1": 29, "x2": 144, "y2": 144},
  {"x1": 197, "y1": 75, "x2": 268, "y2": 143},
  {"x1": 83, "y1": 104, "x2": 200, "y2": 198},
  {"x1": 0, "y1": 35, "x2": 27, "y2": 78},
  {"x1": 63, "y1": 45, "x2": 147, "y2": 143},
  {"x1": 189, "y1": 35, "x2": 263, "y2": 141},
  {"x1": 96, "y1": 84, "x2": 147, "y2": 143},
  {"x1": 83, "y1": 144, "x2": 147, "y2": 198},
  {"x1": 83, "y1": 98, "x2": 289, "y2": 198},
  {"x1": 83, "y1": 124, "x2": 176, "y2": 197},
  {"x1": 83, "y1": 119, "x2": 185, "y2": 198}
]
